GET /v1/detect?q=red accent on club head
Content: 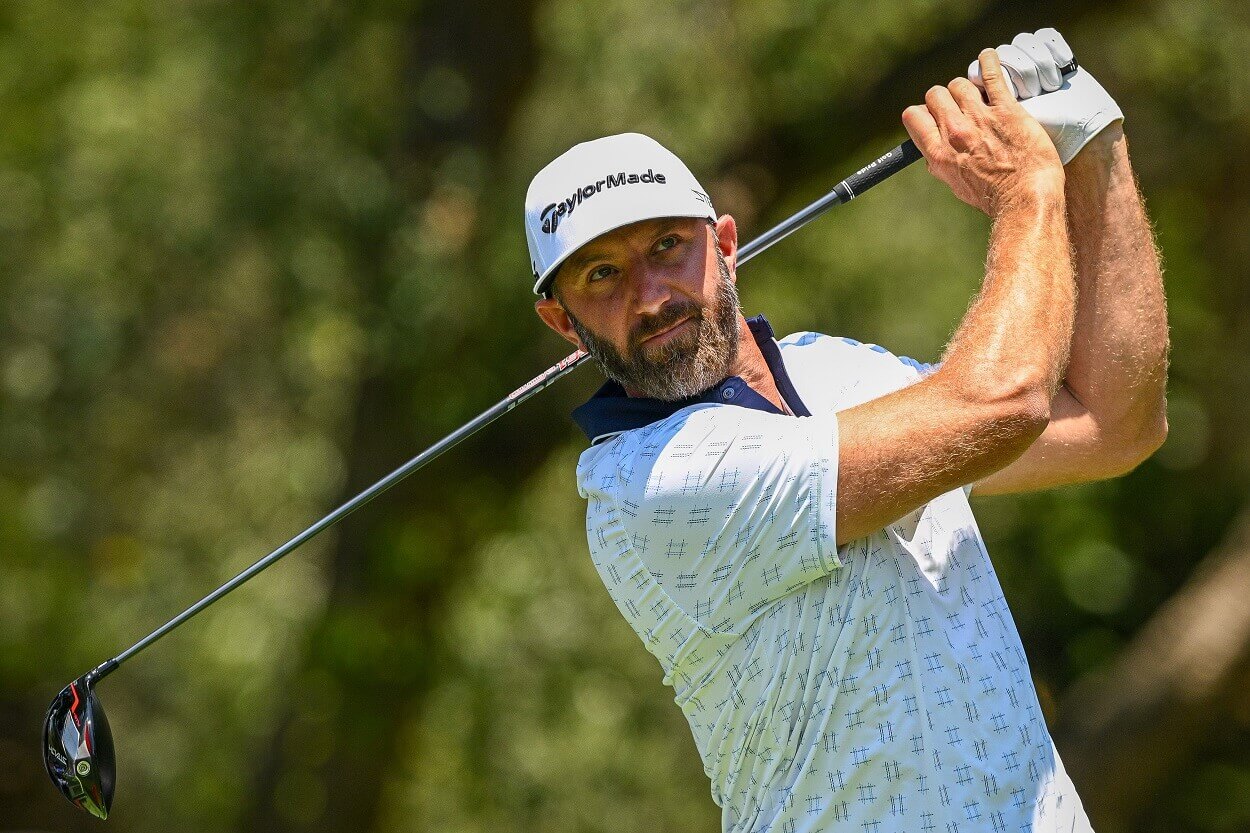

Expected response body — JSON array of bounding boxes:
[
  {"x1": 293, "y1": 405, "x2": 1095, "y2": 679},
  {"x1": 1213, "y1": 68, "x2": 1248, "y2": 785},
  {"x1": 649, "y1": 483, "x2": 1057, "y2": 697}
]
[
  {"x1": 85, "y1": 721, "x2": 92, "y2": 754},
  {"x1": 70, "y1": 684, "x2": 82, "y2": 728}
]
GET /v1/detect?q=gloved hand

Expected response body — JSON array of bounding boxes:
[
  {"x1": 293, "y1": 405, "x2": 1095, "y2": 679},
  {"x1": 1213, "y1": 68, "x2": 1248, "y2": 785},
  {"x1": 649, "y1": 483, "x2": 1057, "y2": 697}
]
[{"x1": 967, "y1": 28, "x2": 1123, "y2": 165}]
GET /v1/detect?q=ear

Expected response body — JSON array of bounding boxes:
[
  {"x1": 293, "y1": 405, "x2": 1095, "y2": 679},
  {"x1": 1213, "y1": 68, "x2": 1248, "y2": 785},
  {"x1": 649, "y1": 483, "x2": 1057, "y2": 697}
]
[
  {"x1": 713, "y1": 214, "x2": 739, "y2": 282},
  {"x1": 534, "y1": 296, "x2": 584, "y2": 350}
]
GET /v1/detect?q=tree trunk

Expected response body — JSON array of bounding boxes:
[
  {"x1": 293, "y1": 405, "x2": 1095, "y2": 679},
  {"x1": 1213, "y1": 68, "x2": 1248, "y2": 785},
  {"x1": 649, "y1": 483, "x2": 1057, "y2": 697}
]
[{"x1": 237, "y1": 2, "x2": 541, "y2": 831}]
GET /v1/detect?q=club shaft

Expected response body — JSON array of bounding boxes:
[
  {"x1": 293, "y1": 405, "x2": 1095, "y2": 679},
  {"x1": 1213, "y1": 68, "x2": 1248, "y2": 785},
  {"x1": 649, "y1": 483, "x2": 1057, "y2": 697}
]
[
  {"x1": 102, "y1": 138, "x2": 923, "y2": 677},
  {"x1": 738, "y1": 140, "x2": 921, "y2": 263},
  {"x1": 110, "y1": 349, "x2": 587, "y2": 668}
]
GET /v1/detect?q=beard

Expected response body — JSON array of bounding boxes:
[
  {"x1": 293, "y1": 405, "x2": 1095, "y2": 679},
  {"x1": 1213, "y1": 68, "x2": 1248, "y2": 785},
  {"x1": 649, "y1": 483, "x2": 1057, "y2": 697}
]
[{"x1": 565, "y1": 249, "x2": 742, "y2": 402}]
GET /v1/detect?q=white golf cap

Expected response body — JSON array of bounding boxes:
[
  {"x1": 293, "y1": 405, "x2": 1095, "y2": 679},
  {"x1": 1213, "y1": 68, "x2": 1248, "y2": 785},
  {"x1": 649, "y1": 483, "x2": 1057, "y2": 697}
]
[{"x1": 525, "y1": 132, "x2": 716, "y2": 296}]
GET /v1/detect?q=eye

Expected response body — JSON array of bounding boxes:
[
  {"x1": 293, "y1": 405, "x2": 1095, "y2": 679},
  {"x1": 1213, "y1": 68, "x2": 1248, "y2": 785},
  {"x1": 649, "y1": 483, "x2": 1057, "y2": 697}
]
[
  {"x1": 655, "y1": 234, "x2": 680, "y2": 252},
  {"x1": 587, "y1": 264, "x2": 617, "y2": 282}
]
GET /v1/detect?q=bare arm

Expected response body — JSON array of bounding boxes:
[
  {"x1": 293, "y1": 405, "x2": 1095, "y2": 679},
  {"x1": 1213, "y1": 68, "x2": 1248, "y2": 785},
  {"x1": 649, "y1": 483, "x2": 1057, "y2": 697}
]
[
  {"x1": 834, "y1": 51, "x2": 1075, "y2": 544},
  {"x1": 974, "y1": 123, "x2": 1169, "y2": 495}
]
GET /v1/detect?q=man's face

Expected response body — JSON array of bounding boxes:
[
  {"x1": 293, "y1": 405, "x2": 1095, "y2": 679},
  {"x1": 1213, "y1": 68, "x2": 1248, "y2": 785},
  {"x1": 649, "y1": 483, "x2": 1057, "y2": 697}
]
[{"x1": 535, "y1": 216, "x2": 743, "y2": 401}]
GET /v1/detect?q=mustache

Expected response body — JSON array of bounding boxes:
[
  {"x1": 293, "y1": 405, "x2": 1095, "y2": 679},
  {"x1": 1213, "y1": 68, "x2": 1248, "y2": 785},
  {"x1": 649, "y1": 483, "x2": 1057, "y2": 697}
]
[{"x1": 631, "y1": 301, "x2": 702, "y2": 349}]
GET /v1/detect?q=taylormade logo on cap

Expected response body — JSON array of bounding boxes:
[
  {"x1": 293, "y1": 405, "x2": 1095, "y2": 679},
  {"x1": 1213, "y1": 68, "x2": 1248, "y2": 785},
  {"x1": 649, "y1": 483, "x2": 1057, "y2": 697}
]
[
  {"x1": 540, "y1": 169, "x2": 668, "y2": 235},
  {"x1": 524, "y1": 133, "x2": 716, "y2": 296}
]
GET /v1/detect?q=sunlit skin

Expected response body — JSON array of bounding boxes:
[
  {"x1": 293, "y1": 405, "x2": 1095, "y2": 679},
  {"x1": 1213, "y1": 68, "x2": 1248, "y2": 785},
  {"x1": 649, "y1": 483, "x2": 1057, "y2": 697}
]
[
  {"x1": 534, "y1": 214, "x2": 792, "y2": 410},
  {"x1": 533, "y1": 51, "x2": 1165, "y2": 547}
]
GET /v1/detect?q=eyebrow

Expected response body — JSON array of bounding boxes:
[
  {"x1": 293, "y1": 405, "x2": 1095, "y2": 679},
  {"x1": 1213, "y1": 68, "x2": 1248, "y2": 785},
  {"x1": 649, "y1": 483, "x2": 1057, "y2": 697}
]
[
  {"x1": 565, "y1": 248, "x2": 609, "y2": 274},
  {"x1": 565, "y1": 219, "x2": 688, "y2": 276}
]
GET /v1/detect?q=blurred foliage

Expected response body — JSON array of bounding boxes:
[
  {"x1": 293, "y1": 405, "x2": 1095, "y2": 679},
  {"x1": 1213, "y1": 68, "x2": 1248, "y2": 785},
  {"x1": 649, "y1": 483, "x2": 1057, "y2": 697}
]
[{"x1": 1, "y1": 0, "x2": 1248, "y2": 831}]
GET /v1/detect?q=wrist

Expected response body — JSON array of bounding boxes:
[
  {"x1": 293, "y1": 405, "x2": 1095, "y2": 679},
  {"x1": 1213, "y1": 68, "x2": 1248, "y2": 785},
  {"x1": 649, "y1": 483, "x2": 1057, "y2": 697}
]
[
  {"x1": 1068, "y1": 121, "x2": 1126, "y2": 172},
  {"x1": 991, "y1": 170, "x2": 1066, "y2": 218}
]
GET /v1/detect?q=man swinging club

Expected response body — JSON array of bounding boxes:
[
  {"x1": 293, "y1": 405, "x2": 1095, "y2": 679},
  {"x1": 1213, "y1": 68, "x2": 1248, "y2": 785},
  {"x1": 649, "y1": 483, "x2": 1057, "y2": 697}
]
[{"x1": 526, "y1": 28, "x2": 1168, "y2": 833}]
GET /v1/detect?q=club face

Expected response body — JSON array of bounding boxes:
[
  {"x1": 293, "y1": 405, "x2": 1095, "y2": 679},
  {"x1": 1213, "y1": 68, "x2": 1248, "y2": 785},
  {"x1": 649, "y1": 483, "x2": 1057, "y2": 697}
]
[{"x1": 43, "y1": 675, "x2": 115, "y2": 819}]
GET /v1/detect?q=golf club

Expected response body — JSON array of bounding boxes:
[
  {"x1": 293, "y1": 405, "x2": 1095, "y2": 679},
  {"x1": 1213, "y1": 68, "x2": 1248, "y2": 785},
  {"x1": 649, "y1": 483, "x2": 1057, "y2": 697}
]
[{"x1": 49, "y1": 62, "x2": 1091, "y2": 811}]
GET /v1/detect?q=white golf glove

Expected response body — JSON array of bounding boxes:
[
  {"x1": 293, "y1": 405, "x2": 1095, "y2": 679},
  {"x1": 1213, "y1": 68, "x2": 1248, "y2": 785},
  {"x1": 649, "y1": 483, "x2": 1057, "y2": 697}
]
[{"x1": 968, "y1": 27, "x2": 1123, "y2": 165}]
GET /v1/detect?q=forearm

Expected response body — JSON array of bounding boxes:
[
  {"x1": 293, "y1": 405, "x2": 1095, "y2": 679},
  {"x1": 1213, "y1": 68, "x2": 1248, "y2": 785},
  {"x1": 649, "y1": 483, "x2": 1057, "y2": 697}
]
[
  {"x1": 939, "y1": 180, "x2": 1076, "y2": 408},
  {"x1": 837, "y1": 183, "x2": 1075, "y2": 541},
  {"x1": 1062, "y1": 125, "x2": 1169, "y2": 437},
  {"x1": 852, "y1": 51, "x2": 1083, "y2": 522}
]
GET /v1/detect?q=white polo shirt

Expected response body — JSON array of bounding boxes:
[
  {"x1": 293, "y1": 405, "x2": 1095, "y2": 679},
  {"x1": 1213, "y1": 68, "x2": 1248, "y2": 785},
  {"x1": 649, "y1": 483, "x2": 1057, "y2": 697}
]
[{"x1": 571, "y1": 317, "x2": 1092, "y2": 833}]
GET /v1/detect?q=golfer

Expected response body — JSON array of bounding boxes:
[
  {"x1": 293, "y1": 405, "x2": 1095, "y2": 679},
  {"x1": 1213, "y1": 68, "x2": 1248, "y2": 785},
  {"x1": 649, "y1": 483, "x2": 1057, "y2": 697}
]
[{"x1": 526, "y1": 30, "x2": 1167, "y2": 833}]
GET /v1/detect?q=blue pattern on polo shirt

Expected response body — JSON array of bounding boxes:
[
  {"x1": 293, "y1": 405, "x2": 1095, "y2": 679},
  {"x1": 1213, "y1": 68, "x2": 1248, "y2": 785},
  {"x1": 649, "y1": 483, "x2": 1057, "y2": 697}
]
[{"x1": 572, "y1": 316, "x2": 1092, "y2": 833}]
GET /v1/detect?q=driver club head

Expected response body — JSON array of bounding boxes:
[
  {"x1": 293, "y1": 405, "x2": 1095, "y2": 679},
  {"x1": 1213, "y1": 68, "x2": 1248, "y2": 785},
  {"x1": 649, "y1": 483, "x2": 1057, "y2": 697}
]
[{"x1": 43, "y1": 672, "x2": 116, "y2": 819}]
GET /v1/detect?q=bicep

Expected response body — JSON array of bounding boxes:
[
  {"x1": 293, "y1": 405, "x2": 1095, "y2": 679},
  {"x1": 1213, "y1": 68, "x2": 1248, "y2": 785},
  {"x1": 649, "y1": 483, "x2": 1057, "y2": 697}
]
[{"x1": 835, "y1": 370, "x2": 1048, "y2": 542}]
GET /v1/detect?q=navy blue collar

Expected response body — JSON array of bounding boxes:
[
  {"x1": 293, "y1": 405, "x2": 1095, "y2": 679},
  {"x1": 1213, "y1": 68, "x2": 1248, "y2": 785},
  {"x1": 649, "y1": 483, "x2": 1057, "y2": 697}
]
[{"x1": 571, "y1": 314, "x2": 812, "y2": 442}]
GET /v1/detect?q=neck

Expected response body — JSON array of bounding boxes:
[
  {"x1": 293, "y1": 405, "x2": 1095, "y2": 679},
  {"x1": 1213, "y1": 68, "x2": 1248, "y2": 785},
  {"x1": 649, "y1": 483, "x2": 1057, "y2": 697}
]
[{"x1": 622, "y1": 314, "x2": 789, "y2": 412}]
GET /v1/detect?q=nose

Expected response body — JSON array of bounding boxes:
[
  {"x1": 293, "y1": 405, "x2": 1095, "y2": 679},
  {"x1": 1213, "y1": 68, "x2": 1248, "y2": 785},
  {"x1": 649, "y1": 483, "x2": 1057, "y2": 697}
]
[{"x1": 629, "y1": 263, "x2": 673, "y2": 317}]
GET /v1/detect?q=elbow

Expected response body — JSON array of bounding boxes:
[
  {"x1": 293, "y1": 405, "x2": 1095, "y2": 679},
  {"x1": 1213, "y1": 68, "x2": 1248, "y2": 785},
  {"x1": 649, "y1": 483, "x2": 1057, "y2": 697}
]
[
  {"x1": 994, "y1": 385, "x2": 1053, "y2": 459},
  {"x1": 938, "y1": 366, "x2": 1054, "y2": 458},
  {"x1": 1107, "y1": 403, "x2": 1169, "y2": 476},
  {"x1": 1139, "y1": 404, "x2": 1169, "y2": 456},
  {"x1": 1005, "y1": 381, "x2": 1055, "y2": 435},
  {"x1": 966, "y1": 368, "x2": 1055, "y2": 441},
  {"x1": 1079, "y1": 398, "x2": 1169, "y2": 481}
]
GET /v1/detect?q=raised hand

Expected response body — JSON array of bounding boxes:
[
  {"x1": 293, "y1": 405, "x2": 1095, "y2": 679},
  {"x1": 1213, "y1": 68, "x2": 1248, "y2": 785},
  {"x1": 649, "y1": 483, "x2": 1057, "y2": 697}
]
[
  {"x1": 968, "y1": 28, "x2": 1124, "y2": 165},
  {"x1": 902, "y1": 48, "x2": 1064, "y2": 217}
]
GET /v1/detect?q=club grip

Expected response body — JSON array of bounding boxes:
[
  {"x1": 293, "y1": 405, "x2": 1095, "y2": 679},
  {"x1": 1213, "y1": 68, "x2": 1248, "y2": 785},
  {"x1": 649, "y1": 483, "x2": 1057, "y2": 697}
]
[{"x1": 833, "y1": 140, "x2": 924, "y2": 203}]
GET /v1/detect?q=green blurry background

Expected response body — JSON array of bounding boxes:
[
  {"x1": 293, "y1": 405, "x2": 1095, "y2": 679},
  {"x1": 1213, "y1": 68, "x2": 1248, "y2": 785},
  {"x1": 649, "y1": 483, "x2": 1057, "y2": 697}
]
[{"x1": 2, "y1": 1, "x2": 1248, "y2": 831}]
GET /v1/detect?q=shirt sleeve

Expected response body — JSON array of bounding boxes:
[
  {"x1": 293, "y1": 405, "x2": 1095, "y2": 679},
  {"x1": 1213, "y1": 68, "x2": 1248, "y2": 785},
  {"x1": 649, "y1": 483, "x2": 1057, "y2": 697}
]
[
  {"x1": 846, "y1": 338, "x2": 939, "y2": 385},
  {"x1": 578, "y1": 404, "x2": 840, "y2": 637}
]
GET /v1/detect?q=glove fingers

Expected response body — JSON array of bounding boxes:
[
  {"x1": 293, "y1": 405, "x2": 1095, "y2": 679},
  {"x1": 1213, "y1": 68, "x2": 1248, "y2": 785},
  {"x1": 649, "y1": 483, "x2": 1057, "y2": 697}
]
[
  {"x1": 967, "y1": 59, "x2": 1020, "y2": 100},
  {"x1": 995, "y1": 43, "x2": 1041, "y2": 99},
  {"x1": 1012, "y1": 32, "x2": 1062, "y2": 92},
  {"x1": 1034, "y1": 27, "x2": 1075, "y2": 66}
]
